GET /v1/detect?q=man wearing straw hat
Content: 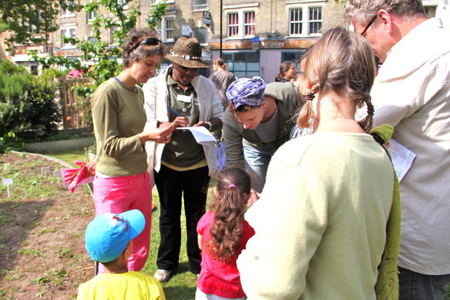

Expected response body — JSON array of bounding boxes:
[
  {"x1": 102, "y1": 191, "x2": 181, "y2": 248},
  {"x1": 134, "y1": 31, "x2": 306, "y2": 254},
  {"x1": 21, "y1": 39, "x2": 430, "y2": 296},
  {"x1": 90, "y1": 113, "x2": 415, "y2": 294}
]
[{"x1": 143, "y1": 37, "x2": 223, "y2": 282}]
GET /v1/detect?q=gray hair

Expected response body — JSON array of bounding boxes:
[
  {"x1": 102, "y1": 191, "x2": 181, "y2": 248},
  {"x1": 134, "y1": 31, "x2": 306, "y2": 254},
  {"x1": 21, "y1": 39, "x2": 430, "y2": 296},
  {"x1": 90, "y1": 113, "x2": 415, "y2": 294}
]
[{"x1": 346, "y1": 0, "x2": 425, "y2": 23}]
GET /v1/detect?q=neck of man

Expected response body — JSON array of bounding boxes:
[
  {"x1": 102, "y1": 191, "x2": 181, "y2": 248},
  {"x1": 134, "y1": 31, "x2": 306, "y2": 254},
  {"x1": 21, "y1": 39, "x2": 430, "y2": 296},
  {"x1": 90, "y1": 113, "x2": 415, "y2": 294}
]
[{"x1": 261, "y1": 97, "x2": 277, "y2": 123}]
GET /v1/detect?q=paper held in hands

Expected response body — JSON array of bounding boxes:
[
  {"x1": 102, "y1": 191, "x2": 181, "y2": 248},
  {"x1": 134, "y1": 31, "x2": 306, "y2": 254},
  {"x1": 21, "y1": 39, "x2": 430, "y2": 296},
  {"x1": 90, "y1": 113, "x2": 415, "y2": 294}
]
[
  {"x1": 177, "y1": 126, "x2": 216, "y2": 144},
  {"x1": 386, "y1": 139, "x2": 416, "y2": 182}
]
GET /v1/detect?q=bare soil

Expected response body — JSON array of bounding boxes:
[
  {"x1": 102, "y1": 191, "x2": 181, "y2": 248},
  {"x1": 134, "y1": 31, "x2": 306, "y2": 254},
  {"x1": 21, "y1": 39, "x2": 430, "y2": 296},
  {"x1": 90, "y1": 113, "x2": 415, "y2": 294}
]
[{"x1": 0, "y1": 152, "x2": 94, "y2": 299}]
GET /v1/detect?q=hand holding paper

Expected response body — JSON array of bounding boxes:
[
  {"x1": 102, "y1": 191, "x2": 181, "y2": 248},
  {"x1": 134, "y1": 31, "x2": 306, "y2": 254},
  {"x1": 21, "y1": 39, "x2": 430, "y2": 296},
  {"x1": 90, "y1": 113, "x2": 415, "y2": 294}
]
[{"x1": 62, "y1": 161, "x2": 94, "y2": 193}]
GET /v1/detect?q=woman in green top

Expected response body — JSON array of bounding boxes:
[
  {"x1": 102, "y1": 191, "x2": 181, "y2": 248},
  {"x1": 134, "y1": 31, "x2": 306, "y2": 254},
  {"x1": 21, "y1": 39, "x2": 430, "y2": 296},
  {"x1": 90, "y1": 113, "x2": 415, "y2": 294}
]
[
  {"x1": 237, "y1": 27, "x2": 399, "y2": 299},
  {"x1": 91, "y1": 28, "x2": 174, "y2": 273}
]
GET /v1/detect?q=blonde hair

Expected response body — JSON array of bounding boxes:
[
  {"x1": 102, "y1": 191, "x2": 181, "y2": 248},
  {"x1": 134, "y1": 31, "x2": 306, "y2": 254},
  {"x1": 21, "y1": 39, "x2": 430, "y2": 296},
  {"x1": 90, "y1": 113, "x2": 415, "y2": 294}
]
[{"x1": 297, "y1": 27, "x2": 377, "y2": 132}]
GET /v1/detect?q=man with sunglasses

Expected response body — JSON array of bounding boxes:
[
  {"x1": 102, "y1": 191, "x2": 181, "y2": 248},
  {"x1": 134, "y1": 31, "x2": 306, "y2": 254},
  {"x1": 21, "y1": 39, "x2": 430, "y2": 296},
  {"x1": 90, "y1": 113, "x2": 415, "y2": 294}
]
[
  {"x1": 347, "y1": 1, "x2": 450, "y2": 299},
  {"x1": 143, "y1": 37, "x2": 223, "y2": 283}
]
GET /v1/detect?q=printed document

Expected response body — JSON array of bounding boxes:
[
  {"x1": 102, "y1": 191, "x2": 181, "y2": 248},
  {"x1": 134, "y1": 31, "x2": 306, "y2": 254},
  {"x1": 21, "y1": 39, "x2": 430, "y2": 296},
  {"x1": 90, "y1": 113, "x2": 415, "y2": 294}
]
[
  {"x1": 177, "y1": 126, "x2": 216, "y2": 144},
  {"x1": 386, "y1": 139, "x2": 416, "y2": 182}
]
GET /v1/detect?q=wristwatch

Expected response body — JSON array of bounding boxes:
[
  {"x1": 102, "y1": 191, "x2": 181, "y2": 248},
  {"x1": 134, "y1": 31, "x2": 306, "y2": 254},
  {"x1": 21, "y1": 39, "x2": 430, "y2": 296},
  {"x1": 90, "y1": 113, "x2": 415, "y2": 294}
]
[{"x1": 205, "y1": 121, "x2": 212, "y2": 130}]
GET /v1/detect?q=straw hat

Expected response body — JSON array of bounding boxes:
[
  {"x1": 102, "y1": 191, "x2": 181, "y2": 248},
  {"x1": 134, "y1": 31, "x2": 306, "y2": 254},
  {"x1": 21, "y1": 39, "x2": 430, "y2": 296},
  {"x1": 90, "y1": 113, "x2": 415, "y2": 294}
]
[{"x1": 165, "y1": 37, "x2": 209, "y2": 69}]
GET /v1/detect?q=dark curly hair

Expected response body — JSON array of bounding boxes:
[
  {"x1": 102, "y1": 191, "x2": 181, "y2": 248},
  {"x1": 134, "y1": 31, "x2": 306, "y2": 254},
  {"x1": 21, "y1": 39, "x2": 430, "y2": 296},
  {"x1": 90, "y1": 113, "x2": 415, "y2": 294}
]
[
  {"x1": 206, "y1": 168, "x2": 251, "y2": 263},
  {"x1": 122, "y1": 28, "x2": 166, "y2": 68}
]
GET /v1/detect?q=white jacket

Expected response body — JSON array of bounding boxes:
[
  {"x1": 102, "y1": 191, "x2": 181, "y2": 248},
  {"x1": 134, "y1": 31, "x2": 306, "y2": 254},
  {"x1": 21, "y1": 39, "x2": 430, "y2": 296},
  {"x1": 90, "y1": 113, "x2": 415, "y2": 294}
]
[{"x1": 142, "y1": 66, "x2": 223, "y2": 180}]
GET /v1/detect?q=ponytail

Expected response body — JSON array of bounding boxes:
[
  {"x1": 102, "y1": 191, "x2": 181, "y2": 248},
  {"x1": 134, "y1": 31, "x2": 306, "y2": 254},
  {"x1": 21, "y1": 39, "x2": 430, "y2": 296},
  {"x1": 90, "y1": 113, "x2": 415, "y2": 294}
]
[{"x1": 206, "y1": 168, "x2": 250, "y2": 262}]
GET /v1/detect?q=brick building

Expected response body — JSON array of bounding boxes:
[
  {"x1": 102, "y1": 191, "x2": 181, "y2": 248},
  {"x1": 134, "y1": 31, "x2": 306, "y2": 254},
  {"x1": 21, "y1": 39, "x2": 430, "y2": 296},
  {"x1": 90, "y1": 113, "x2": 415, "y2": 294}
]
[{"x1": 1, "y1": 0, "x2": 442, "y2": 82}]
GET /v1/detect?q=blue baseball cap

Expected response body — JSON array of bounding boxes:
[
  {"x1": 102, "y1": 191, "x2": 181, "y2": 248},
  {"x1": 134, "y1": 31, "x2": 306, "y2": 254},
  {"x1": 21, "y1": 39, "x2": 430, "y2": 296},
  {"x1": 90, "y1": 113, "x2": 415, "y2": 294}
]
[{"x1": 85, "y1": 209, "x2": 145, "y2": 263}]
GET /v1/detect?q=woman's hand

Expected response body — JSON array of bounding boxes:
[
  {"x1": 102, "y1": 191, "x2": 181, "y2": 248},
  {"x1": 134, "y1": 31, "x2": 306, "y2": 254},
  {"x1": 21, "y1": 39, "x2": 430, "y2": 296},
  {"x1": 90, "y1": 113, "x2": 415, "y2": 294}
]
[
  {"x1": 139, "y1": 124, "x2": 175, "y2": 144},
  {"x1": 85, "y1": 162, "x2": 96, "y2": 177}
]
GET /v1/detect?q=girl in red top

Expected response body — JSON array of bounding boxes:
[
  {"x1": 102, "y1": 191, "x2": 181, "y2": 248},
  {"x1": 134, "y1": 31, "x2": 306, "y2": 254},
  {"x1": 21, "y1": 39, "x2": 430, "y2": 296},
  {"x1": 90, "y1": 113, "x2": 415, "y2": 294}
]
[{"x1": 196, "y1": 168, "x2": 255, "y2": 300}]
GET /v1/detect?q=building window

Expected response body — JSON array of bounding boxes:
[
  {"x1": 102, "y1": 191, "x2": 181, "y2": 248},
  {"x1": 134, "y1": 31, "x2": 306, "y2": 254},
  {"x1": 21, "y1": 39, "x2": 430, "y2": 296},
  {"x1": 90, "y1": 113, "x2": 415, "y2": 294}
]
[
  {"x1": 87, "y1": 10, "x2": 97, "y2": 22},
  {"x1": 151, "y1": 0, "x2": 175, "y2": 4},
  {"x1": 192, "y1": 0, "x2": 207, "y2": 10},
  {"x1": 61, "y1": 27, "x2": 76, "y2": 48},
  {"x1": 244, "y1": 11, "x2": 255, "y2": 36},
  {"x1": 289, "y1": 8, "x2": 303, "y2": 35},
  {"x1": 288, "y1": 4, "x2": 324, "y2": 36},
  {"x1": 226, "y1": 10, "x2": 256, "y2": 38},
  {"x1": 60, "y1": 1, "x2": 75, "y2": 18},
  {"x1": 308, "y1": 7, "x2": 322, "y2": 34},
  {"x1": 118, "y1": 0, "x2": 128, "y2": 9},
  {"x1": 423, "y1": 5, "x2": 437, "y2": 18},
  {"x1": 281, "y1": 50, "x2": 307, "y2": 71},
  {"x1": 227, "y1": 12, "x2": 239, "y2": 37},
  {"x1": 161, "y1": 17, "x2": 175, "y2": 42},
  {"x1": 223, "y1": 52, "x2": 259, "y2": 78}
]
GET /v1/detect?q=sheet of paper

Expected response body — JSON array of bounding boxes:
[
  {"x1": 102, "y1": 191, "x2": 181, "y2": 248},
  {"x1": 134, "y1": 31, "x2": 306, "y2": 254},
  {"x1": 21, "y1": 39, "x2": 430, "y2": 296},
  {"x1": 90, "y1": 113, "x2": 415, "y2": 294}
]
[
  {"x1": 386, "y1": 139, "x2": 416, "y2": 182},
  {"x1": 176, "y1": 126, "x2": 216, "y2": 144}
]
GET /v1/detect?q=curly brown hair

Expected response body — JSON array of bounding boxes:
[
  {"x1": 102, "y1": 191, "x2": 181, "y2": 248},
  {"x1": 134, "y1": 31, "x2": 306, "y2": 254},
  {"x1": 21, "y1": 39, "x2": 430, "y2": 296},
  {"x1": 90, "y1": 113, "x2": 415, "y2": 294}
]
[
  {"x1": 206, "y1": 168, "x2": 251, "y2": 263},
  {"x1": 122, "y1": 28, "x2": 166, "y2": 68}
]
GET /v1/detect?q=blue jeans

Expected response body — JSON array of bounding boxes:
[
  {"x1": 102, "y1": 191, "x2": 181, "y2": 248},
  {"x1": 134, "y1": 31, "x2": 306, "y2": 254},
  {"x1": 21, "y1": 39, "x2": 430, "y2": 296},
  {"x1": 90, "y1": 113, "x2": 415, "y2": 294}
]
[
  {"x1": 243, "y1": 142, "x2": 273, "y2": 193},
  {"x1": 399, "y1": 267, "x2": 450, "y2": 300}
]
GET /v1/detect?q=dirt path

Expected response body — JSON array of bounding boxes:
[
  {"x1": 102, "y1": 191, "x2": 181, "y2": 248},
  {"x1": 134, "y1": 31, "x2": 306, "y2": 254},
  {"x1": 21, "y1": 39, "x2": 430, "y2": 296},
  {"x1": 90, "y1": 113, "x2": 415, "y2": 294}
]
[{"x1": 0, "y1": 152, "x2": 94, "y2": 299}]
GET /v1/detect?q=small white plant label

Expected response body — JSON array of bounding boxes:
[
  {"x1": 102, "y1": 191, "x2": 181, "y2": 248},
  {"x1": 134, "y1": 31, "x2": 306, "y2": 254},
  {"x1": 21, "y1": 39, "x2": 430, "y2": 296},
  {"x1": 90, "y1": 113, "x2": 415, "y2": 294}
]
[{"x1": 2, "y1": 178, "x2": 13, "y2": 197}]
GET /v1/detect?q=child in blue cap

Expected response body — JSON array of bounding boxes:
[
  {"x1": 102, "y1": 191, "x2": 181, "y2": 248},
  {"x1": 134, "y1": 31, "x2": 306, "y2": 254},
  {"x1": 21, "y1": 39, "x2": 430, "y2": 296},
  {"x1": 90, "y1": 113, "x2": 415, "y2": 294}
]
[{"x1": 77, "y1": 210, "x2": 166, "y2": 300}]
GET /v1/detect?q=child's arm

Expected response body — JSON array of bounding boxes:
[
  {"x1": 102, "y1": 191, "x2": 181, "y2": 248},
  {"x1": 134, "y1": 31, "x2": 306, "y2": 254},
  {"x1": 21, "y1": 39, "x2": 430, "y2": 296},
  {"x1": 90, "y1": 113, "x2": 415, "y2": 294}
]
[{"x1": 197, "y1": 234, "x2": 202, "y2": 250}]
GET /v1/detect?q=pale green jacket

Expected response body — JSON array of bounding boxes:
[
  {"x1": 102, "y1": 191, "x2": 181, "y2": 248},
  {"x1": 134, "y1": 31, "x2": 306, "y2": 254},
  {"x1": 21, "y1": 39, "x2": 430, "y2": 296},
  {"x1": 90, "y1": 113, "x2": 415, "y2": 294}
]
[{"x1": 238, "y1": 132, "x2": 395, "y2": 299}]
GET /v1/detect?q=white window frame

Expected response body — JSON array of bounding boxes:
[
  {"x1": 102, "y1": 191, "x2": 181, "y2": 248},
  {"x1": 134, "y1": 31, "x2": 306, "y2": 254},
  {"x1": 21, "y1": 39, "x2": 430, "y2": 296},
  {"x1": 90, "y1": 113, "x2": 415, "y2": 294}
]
[
  {"x1": 151, "y1": 0, "x2": 175, "y2": 4},
  {"x1": 160, "y1": 16, "x2": 175, "y2": 43},
  {"x1": 60, "y1": 26, "x2": 77, "y2": 49},
  {"x1": 287, "y1": 2, "x2": 325, "y2": 37},
  {"x1": 118, "y1": 0, "x2": 129, "y2": 10},
  {"x1": 192, "y1": 0, "x2": 207, "y2": 11},
  {"x1": 60, "y1": 1, "x2": 76, "y2": 18},
  {"x1": 226, "y1": 9, "x2": 257, "y2": 39},
  {"x1": 87, "y1": 10, "x2": 97, "y2": 23}
]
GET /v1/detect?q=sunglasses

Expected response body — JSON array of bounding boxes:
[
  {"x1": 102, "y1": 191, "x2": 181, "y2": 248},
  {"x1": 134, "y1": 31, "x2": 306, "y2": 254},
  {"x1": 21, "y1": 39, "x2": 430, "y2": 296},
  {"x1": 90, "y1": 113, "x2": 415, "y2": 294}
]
[
  {"x1": 360, "y1": 15, "x2": 377, "y2": 36},
  {"x1": 129, "y1": 37, "x2": 161, "y2": 53},
  {"x1": 139, "y1": 37, "x2": 161, "y2": 46}
]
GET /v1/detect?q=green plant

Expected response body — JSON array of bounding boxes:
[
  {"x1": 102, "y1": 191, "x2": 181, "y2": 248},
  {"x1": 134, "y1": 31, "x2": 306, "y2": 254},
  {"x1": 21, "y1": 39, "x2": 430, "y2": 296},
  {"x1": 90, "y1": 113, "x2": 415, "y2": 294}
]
[
  {"x1": 18, "y1": 248, "x2": 42, "y2": 257},
  {"x1": 33, "y1": 274, "x2": 50, "y2": 285},
  {"x1": 32, "y1": 0, "x2": 167, "y2": 101},
  {"x1": 0, "y1": 60, "x2": 61, "y2": 138},
  {"x1": 57, "y1": 247, "x2": 74, "y2": 258}
]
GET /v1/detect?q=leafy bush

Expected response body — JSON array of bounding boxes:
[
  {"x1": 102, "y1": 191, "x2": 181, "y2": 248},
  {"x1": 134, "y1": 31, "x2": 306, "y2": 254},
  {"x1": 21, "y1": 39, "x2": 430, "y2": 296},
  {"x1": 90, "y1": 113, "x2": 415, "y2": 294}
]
[
  {"x1": 0, "y1": 59, "x2": 61, "y2": 138},
  {"x1": 0, "y1": 132, "x2": 24, "y2": 154}
]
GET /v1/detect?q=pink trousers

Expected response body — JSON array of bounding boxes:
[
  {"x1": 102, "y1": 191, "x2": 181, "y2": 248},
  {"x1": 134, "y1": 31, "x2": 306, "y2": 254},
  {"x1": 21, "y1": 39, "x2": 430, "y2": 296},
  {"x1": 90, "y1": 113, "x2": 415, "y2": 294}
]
[{"x1": 93, "y1": 171, "x2": 152, "y2": 272}]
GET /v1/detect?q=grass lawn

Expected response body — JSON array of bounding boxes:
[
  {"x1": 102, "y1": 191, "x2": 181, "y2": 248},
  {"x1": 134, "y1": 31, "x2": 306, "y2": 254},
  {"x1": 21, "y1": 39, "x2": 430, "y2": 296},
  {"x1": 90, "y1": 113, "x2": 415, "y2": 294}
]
[{"x1": 51, "y1": 150, "x2": 89, "y2": 167}]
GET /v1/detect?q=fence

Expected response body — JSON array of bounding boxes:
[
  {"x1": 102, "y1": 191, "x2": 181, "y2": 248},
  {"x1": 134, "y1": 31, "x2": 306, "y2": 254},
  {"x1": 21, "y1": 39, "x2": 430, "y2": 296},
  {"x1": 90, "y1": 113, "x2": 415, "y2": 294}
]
[{"x1": 59, "y1": 78, "x2": 91, "y2": 129}]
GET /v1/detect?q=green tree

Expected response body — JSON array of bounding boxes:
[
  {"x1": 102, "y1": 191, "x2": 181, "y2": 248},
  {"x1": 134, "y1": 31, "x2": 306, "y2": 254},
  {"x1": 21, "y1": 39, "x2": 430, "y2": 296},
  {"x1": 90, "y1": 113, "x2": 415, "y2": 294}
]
[
  {"x1": 0, "y1": 0, "x2": 80, "y2": 50},
  {"x1": 34, "y1": 0, "x2": 167, "y2": 99},
  {"x1": 31, "y1": 0, "x2": 167, "y2": 128}
]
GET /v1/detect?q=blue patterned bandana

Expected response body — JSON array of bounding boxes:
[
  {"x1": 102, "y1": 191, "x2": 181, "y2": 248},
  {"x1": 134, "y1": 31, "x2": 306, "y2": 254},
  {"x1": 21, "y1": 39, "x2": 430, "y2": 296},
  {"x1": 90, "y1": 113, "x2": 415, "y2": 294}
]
[{"x1": 226, "y1": 77, "x2": 266, "y2": 109}]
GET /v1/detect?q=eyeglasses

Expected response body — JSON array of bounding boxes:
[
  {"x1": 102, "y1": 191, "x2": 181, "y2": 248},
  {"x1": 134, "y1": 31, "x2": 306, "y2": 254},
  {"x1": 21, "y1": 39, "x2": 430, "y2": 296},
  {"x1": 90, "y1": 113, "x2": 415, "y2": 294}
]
[
  {"x1": 139, "y1": 37, "x2": 161, "y2": 46},
  {"x1": 360, "y1": 15, "x2": 377, "y2": 36},
  {"x1": 174, "y1": 63, "x2": 198, "y2": 74}
]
